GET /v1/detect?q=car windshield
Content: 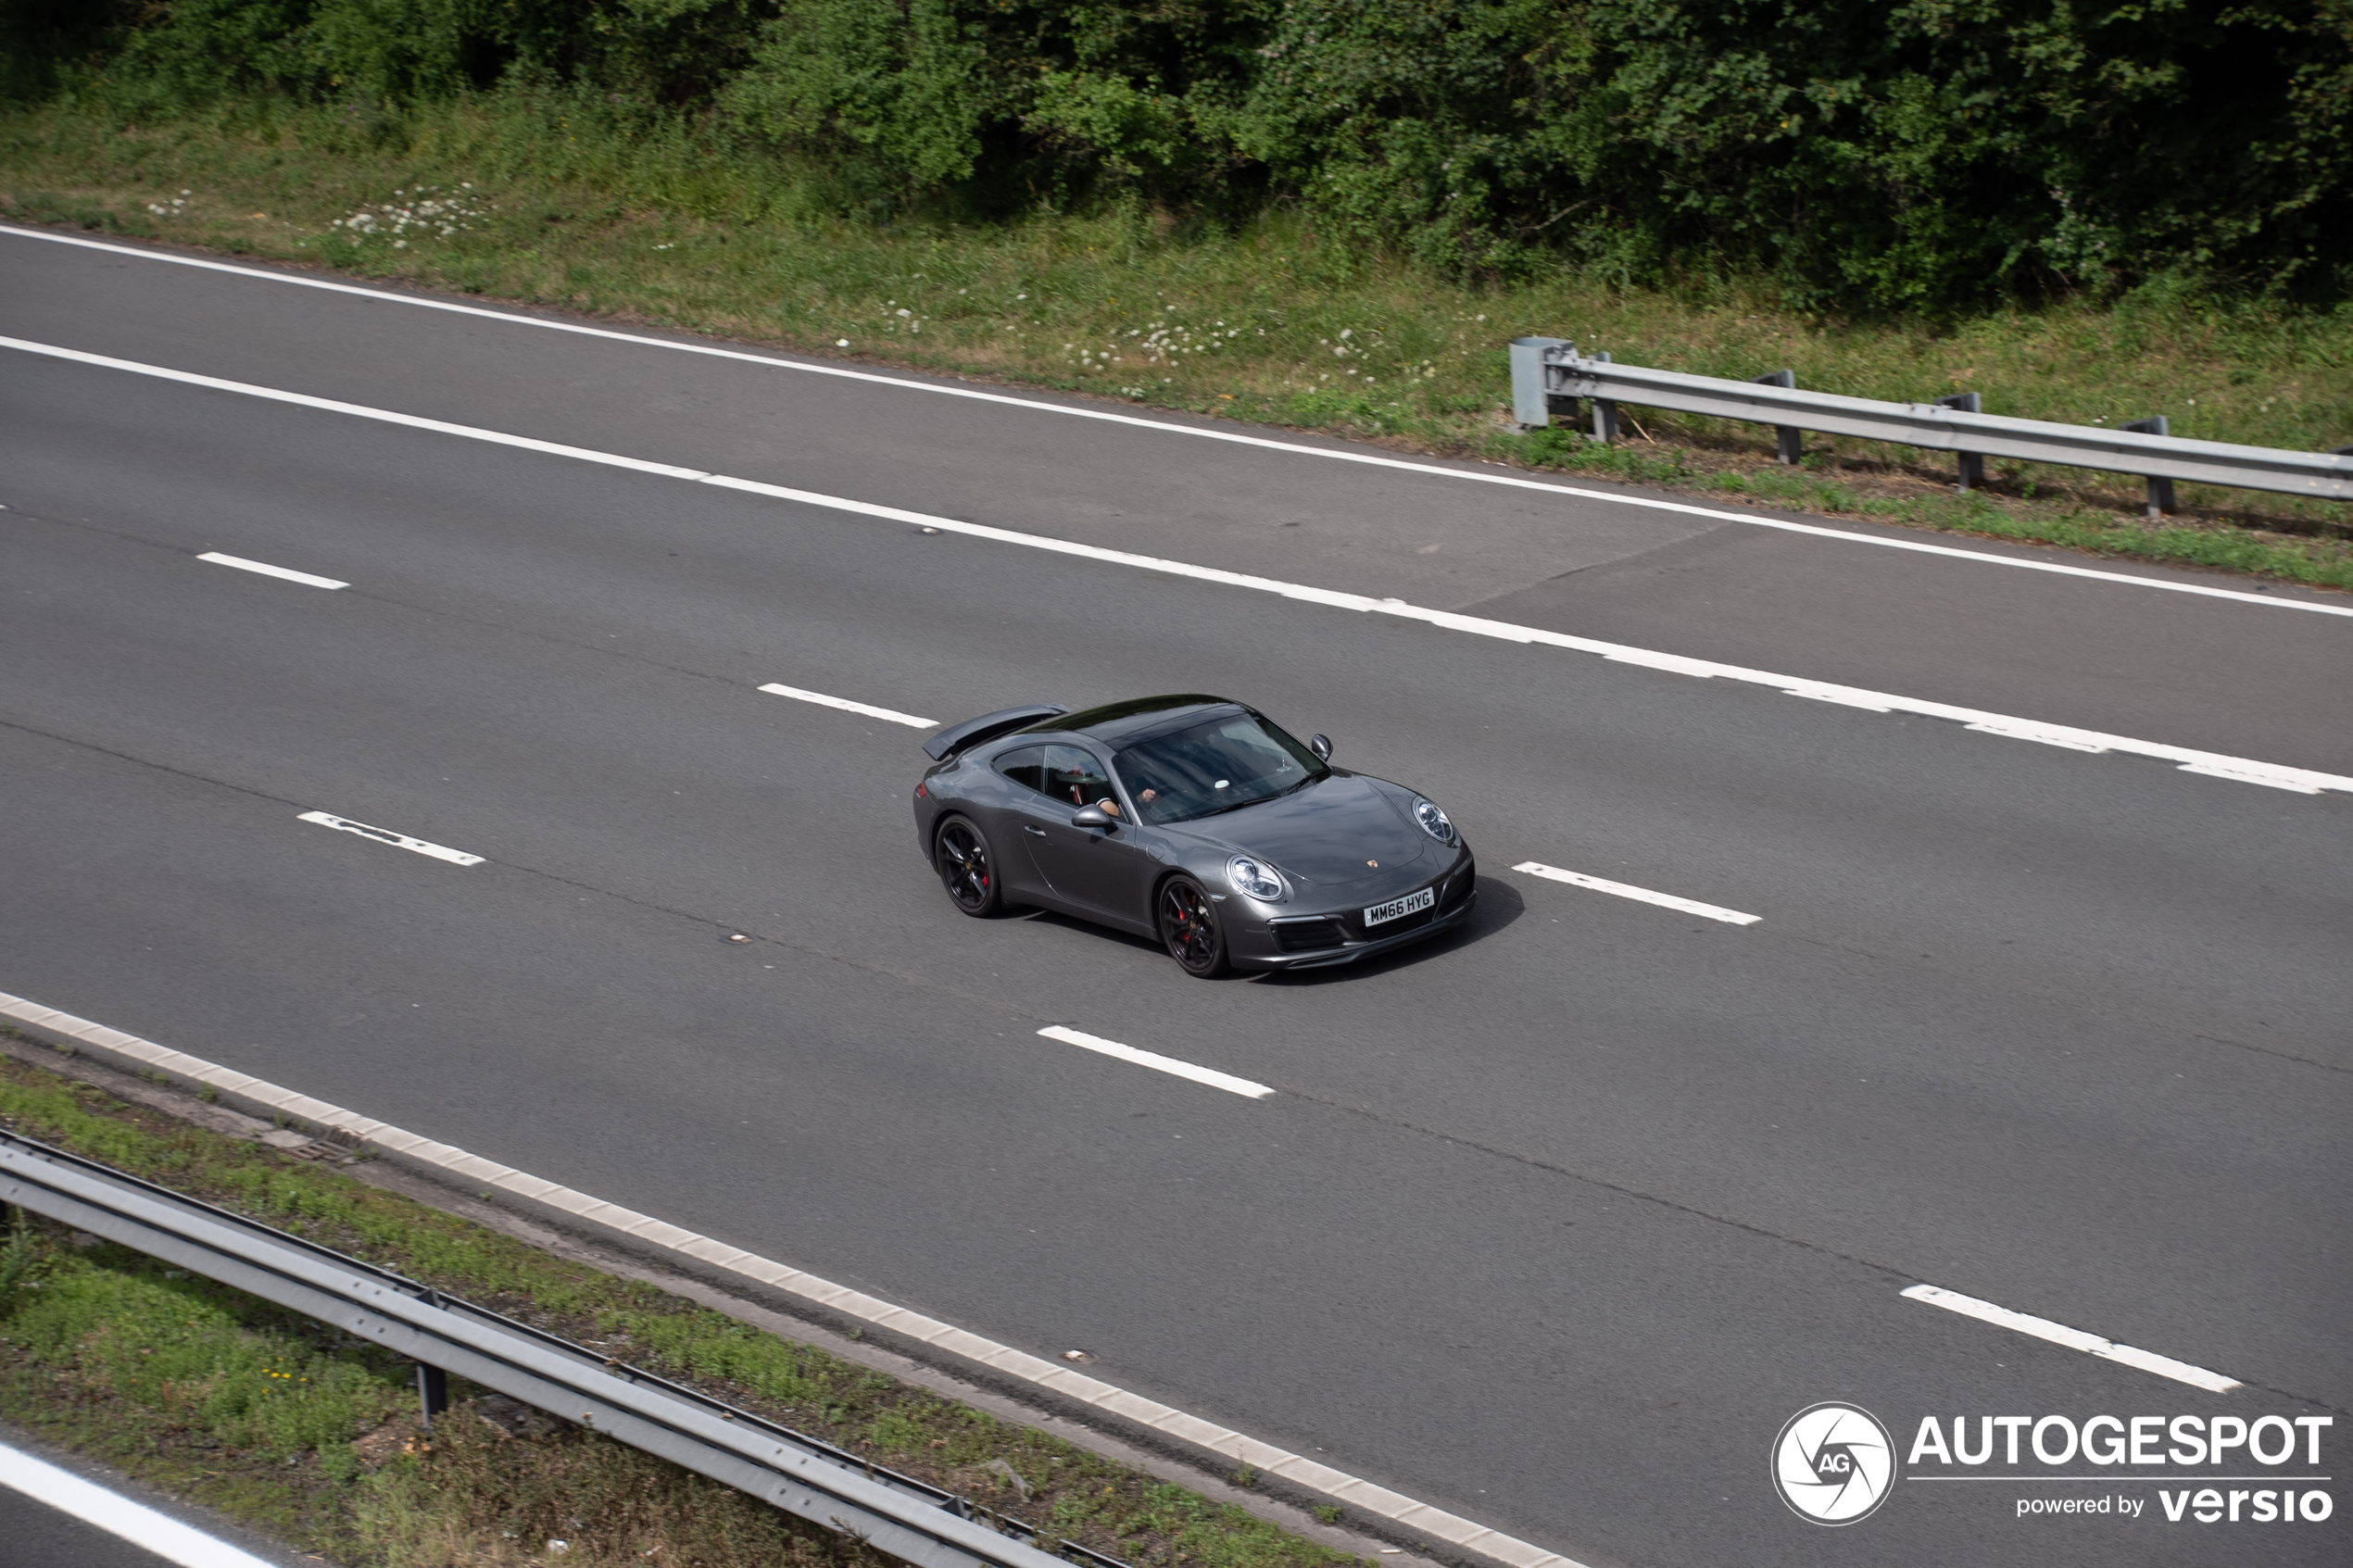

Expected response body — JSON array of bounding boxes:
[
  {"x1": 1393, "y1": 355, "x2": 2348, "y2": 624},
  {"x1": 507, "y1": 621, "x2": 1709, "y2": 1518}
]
[{"x1": 1114, "y1": 713, "x2": 1327, "y2": 825}]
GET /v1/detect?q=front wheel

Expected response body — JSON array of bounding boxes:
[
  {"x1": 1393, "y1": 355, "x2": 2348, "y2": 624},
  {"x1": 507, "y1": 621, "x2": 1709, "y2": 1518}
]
[
  {"x1": 935, "y1": 816, "x2": 1001, "y2": 916},
  {"x1": 1157, "y1": 875, "x2": 1229, "y2": 977}
]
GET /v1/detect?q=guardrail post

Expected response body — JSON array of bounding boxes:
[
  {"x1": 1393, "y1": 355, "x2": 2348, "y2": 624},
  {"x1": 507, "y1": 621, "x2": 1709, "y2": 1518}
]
[
  {"x1": 1754, "y1": 370, "x2": 1801, "y2": 462},
  {"x1": 2121, "y1": 417, "x2": 2176, "y2": 519},
  {"x1": 1589, "y1": 352, "x2": 1619, "y2": 444},
  {"x1": 413, "y1": 1287, "x2": 451, "y2": 1428},
  {"x1": 1936, "y1": 393, "x2": 1985, "y2": 490},
  {"x1": 417, "y1": 1361, "x2": 449, "y2": 1427},
  {"x1": 1509, "y1": 337, "x2": 1568, "y2": 429}
]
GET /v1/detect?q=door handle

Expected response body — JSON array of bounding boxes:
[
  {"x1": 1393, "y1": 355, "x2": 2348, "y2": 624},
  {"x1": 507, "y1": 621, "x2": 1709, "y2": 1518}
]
[{"x1": 1023, "y1": 824, "x2": 1049, "y2": 836}]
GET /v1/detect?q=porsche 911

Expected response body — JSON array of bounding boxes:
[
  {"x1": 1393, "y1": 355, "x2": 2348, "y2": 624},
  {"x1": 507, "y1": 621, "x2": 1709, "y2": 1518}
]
[{"x1": 911, "y1": 695, "x2": 1475, "y2": 975}]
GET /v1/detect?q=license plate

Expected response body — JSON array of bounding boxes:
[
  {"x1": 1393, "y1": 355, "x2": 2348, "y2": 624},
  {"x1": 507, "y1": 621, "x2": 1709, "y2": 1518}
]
[{"x1": 1363, "y1": 886, "x2": 1436, "y2": 927}]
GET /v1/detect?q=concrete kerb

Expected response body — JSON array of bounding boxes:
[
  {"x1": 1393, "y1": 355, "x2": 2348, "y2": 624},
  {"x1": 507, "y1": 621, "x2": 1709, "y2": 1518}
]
[{"x1": 0, "y1": 997, "x2": 1586, "y2": 1568}]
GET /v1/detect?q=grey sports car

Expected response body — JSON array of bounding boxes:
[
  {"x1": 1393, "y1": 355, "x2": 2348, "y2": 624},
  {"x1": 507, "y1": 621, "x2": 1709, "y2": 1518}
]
[{"x1": 911, "y1": 695, "x2": 1476, "y2": 975}]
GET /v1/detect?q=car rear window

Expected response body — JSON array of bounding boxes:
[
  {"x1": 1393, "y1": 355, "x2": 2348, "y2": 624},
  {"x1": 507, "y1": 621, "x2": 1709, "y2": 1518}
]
[{"x1": 993, "y1": 746, "x2": 1048, "y2": 794}]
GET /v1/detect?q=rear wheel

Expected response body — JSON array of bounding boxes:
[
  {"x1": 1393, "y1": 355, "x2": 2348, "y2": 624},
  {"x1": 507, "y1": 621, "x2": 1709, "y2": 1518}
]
[
  {"x1": 935, "y1": 817, "x2": 1001, "y2": 916},
  {"x1": 1157, "y1": 875, "x2": 1228, "y2": 977}
]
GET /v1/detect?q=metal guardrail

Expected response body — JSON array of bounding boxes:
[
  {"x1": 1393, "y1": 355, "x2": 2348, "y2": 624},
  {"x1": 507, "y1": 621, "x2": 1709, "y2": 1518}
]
[
  {"x1": 0, "y1": 1129, "x2": 1119, "y2": 1568},
  {"x1": 1508, "y1": 336, "x2": 2353, "y2": 518}
]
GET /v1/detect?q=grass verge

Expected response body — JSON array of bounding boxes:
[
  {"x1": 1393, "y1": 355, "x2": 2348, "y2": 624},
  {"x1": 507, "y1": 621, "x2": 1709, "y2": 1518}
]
[
  {"x1": 0, "y1": 1040, "x2": 1356, "y2": 1568},
  {"x1": 2, "y1": 93, "x2": 2347, "y2": 592}
]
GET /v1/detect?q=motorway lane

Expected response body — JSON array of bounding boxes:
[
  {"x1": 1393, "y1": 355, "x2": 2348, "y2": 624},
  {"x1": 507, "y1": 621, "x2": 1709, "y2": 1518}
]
[
  {"x1": 7, "y1": 724, "x2": 2342, "y2": 1568},
  {"x1": 5, "y1": 223, "x2": 2352, "y2": 774},
  {"x1": 5, "y1": 357, "x2": 2349, "y2": 1565},
  {"x1": 3, "y1": 260, "x2": 2349, "y2": 1561}
]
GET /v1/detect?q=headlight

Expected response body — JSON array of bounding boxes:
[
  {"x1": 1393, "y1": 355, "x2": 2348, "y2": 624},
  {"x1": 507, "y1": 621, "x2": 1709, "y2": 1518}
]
[
  {"x1": 1413, "y1": 798, "x2": 1457, "y2": 845},
  {"x1": 1227, "y1": 856, "x2": 1287, "y2": 902}
]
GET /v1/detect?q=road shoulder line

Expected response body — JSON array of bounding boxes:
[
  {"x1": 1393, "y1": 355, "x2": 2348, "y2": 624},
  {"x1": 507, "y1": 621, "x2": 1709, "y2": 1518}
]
[
  {"x1": 0, "y1": 989, "x2": 1589, "y2": 1568},
  {"x1": 0, "y1": 1438, "x2": 283, "y2": 1568}
]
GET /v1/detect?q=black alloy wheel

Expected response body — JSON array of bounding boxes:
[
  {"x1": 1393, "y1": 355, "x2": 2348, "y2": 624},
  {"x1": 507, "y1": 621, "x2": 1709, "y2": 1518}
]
[
  {"x1": 1157, "y1": 875, "x2": 1228, "y2": 977},
  {"x1": 936, "y1": 817, "x2": 1000, "y2": 916}
]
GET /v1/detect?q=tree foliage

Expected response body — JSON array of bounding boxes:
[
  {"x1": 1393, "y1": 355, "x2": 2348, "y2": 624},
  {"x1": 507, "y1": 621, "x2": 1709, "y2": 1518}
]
[{"x1": 8, "y1": 0, "x2": 2348, "y2": 307}]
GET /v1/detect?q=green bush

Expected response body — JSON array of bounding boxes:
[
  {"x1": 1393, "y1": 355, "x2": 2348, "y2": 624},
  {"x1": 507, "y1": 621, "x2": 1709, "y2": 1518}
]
[{"x1": 7, "y1": 1, "x2": 2350, "y2": 309}]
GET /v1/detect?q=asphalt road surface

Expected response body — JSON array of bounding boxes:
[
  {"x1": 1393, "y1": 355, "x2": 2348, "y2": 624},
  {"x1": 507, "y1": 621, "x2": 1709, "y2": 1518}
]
[{"x1": 3, "y1": 226, "x2": 2347, "y2": 1568}]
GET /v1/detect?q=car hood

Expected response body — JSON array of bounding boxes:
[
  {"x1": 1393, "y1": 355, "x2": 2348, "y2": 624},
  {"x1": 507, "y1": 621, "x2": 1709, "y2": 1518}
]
[{"x1": 1176, "y1": 773, "x2": 1435, "y2": 890}]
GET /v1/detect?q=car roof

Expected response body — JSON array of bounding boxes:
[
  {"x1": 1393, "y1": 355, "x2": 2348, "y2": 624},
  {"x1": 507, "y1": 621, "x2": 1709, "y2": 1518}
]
[{"x1": 1019, "y1": 694, "x2": 1242, "y2": 748}]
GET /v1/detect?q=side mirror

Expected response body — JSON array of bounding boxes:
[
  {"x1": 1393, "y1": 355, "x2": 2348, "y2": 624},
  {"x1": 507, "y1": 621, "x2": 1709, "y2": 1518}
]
[
  {"x1": 1071, "y1": 805, "x2": 1115, "y2": 830},
  {"x1": 1309, "y1": 734, "x2": 1333, "y2": 761}
]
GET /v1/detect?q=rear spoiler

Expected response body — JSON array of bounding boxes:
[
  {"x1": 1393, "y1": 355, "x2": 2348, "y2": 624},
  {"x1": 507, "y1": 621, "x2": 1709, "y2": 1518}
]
[{"x1": 923, "y1": 704, "x2": 1068, "y2": 761}]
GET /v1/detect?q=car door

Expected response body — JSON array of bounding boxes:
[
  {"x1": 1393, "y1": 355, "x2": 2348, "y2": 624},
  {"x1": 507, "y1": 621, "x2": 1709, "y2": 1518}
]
[
  {"x1": 984, "y1": 744, "x2": 1058, "y2": 902},
  {"x1": 1020, "y1": 744, "x2": 1160, "y2": 932}
]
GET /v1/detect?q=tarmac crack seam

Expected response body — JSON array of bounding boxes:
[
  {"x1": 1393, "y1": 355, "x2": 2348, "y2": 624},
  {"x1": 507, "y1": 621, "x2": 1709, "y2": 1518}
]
[{"x1": 6, "y1": 332, "x2": 2347, "y2": 798}]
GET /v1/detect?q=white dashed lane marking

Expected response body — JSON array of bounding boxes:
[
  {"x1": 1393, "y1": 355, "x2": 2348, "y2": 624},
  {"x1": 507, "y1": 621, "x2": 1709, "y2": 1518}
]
[
  {"x1": 1037, "y1": 1025, "x2": 1277, "y2": 1099},
  {"x1": 297, "y1": 811, "x2": 484, "y2": 866},
  {"x1": 197, "y1": 550, "x2": 348, "y2": 589},
  {"x1": 758, "y1": 683, "x2": 935, "y2": 728},
  {"x1": 1511, "y1": 862, "x2": 1761, "y2": 925},
  {"x1": 1902, "y1": 1284, "x2": 2242, "y2": 1393}
]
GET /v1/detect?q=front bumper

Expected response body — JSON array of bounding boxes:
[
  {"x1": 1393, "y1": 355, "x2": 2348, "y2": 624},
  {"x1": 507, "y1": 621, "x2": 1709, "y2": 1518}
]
[{"x1": 1229, "y1": 853, "x2": 1478, "y2": 971}]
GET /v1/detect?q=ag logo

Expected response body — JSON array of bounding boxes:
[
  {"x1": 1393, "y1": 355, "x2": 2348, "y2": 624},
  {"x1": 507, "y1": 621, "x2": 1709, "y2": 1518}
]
[{"x1": 1772, "y1": 1402, "x2": 1895, "y2": 1524}]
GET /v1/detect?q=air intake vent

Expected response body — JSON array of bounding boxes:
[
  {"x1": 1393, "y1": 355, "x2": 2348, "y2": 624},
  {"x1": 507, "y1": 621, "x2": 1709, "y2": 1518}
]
[{"x1": 1271, "y1": 919, "x2": 1345, "y2": 953}]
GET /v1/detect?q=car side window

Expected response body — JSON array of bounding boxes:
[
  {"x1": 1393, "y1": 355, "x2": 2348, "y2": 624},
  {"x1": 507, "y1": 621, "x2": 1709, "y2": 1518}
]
[
  {"x1": 1043, "y1": 745, "x2": 1114, "y2": 810},
  {"x1": 993, "y1": 746, "x2": 1048, "y2": 794}
]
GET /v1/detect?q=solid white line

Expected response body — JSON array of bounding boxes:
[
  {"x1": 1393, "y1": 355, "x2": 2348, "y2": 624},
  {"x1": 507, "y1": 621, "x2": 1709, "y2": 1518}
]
[
  {"x1": 7, "y1": 335, "x2": 2348, "y2": 799},
  {"x1": 758, "y1": 683, "x2": 935, "y2": 728},
  {"x1": 1901, "y1": 1284, "x2": 2242, "y2": 1393},
  {"x1": 0, "y1": 992, "x2": 1583, "y2": 1568},
  {"x1": 7, "y1": 223, "x2": 2345, "y2": 621},
  {"x1": 1510, "y1": 862, "x2": 1761, "y2": 925},
  {"x1": 296, "y1": 810, "x2": 484, "y2": 866},
  {"x1": 1036, "y1": 1025, "x2": 1277, "y2": 1098},
  {"x1": 195, "y1": 551, "x2": 347, "y2": 589},
  {"x1": 0, "y1": 1441, "x2": 282, "y2": 1568}
]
